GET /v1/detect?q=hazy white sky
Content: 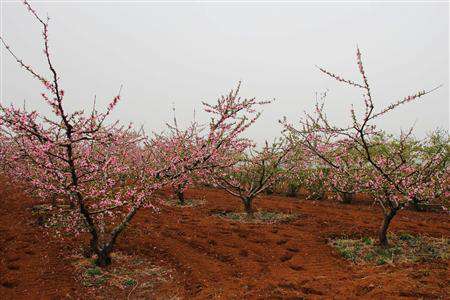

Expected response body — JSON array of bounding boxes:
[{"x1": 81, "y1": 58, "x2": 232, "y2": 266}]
[{"x1": 1, "y1": 1, "x2": 448, "y2": 144}]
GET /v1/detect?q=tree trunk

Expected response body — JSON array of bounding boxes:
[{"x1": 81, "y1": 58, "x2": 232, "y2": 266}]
[
  {"x1": 287, "y1": 183, "x2": 299, "y2": 197},
  {"x1": 176, "y1": 190, "x2": 185, "y2": 205},
  {"x1": 82, "y1": 245, "x2": 94, "y2": 258},
  {"x1": 96, "y1": 248, "x2": 112, "y2": 267},
  {"x1": 243, "y1": 198, "x2": 254, "y2": 217},
  {"x1": 50, "y1": 194, "x2": 57, "y2": 207},
  {"x1": 379, "y1": 209, "x2": 397, "y2": 248},
  {"x1": 410, "y1": 196, "x2": 425, "y2": 211},
  {"x1": 93, "y1": 203, "x2": 140, "y2": 267},
  {"x1": 309, "y1": 190, "x2": 324, "y2": 200},
  {"x1": 340, "y1": 192, "x2": 354, "y2": 204},
  {"x1": 76, "y1": 192, "x2": 103, "y2": 264}
]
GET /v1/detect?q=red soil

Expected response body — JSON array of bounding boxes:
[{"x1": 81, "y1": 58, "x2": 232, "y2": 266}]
[{"x1": 0, "y1": 178, "x2": 448, "y2": 299}]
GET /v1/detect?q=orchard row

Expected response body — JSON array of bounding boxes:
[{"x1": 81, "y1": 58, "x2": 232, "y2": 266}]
[{"x1": 0, "y1": 1, "x2": 448, "y2": 267}]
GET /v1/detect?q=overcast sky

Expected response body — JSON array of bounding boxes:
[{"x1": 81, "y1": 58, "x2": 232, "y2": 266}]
[{"x1": 1, "y1": 1, "x2": 448, "y2": 144}]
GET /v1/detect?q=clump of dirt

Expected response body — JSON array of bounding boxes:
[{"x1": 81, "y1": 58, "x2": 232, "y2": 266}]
[{"x1": 330, "y1": 233, "x2": 449, "y2": 265}]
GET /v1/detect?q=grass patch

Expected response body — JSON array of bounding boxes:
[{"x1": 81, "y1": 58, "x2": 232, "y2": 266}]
[
  {"x1": 123, "y1": 278, "x2": 137, "y2": 287},
  {"x1": 330, "y1": 233, "x2": 449, "y2": 265},
  {"x1": 214, "y1": 210, "x2": 298, "y2": 224},
  {"x1": 72, "y1": 251, "x2": 175, "y2": 295},
  {"x1": 86, "y1": 267, "x2": 102, "y2": 276}
]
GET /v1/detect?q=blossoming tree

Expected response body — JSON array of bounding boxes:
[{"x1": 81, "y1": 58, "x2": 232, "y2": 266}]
[
  {"x1": 0, "y1": 132, "x2": 11, "y2": 172},
  {"x1": 148, "y1": 114, "x2": 204, "y2": 205},
  {"x1": 0, "y1": 1, "x2": 269, "y2": 265},
  {"x1": 210, "y1": 140, "x2": 291, "y2": 217},
  {"x1": 283, "y1": 145, "x2": 328, "y2": 200},
  {"x1": 282, "y1": 48, "x2": 448, "y2": 247}
]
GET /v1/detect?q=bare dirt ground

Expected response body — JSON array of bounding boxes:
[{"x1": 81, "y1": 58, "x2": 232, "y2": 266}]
[{"x1": 0, "y1": 177, "x2": 448, "y2": 299}]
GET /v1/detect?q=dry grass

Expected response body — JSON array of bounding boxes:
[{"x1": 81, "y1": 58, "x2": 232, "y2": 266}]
[
  {"x1": 330, "y1": 233, "x2": 449, "y2": 265},
  {"x1": 162, "y1": 196, "x2": 206, "y2": 208},
  {"x1": 214, "y1": 210, "x2": 299, "y2": 224},
  {"x1": 71, "y1": 251, "x2": 175, "y2": 297}
]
